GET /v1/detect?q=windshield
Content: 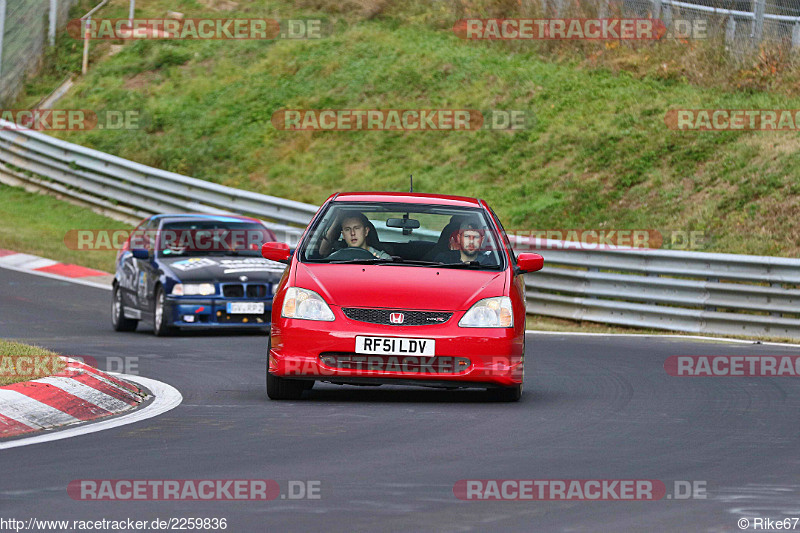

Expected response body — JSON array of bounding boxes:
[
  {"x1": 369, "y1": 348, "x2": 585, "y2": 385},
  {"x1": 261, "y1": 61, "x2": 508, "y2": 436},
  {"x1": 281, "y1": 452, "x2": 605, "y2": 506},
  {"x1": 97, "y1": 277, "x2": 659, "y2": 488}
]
[
  {"x1": 299, "y1": 202, "x2": 506, "y2": 269},
  {"x1": 153, "y1": 221, "x2": 272, "y2": 258}
]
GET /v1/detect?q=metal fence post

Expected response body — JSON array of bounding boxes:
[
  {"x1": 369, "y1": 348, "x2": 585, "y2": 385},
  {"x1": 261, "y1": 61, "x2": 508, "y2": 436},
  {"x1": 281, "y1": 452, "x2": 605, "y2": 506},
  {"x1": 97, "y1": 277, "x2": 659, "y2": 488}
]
[
  {"x1": 598, "y1": 0, "x2": 608, "y2": 18},
  {"x1": 82, "y1": 15, "x2": 90, "y2": 74},
  {"x1": 753, "y1": 0, "x2": 765, "y2": 42},
  {"x1": 793, "y1": 21, "x2": 800, "y2": 48},
  {"x1": 49, "y1": 0, "x2": 57, "y2": 46},
  {"x1": 726, "y1": 16, "x2": 736, "y2": 45},
  {"x1": 653, "y1": 0, "x2": 663, "y2": 18},
  {"x1": 129, "y1": 0, "x2": 135, "y2": 25},
  {"x1": 0, "y1": 0, "x2": 6, "y2": 78}
]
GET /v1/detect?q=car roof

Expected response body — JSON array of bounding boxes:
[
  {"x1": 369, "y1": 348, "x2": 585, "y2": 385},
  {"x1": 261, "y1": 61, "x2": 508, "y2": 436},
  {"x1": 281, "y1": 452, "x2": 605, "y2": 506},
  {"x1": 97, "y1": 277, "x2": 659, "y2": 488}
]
[
  {"x1": 150, "y1": 213, "x2": 263, "y2": 224},
  {"x1": 329, "y1": 192, "x2": 483, "y2": 208}
]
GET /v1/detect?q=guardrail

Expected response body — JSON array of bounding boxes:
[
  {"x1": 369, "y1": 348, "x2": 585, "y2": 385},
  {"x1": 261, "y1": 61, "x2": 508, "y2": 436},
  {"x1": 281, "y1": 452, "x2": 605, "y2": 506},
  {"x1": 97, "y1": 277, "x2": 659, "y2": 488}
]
[
  {"x1": 1, "y1": 121, "x2": 798, "y2": 339},
  {"x1": 519, "y1": 241, "x2": 800, "y2": 339},
  {"x1": 0, "y1": 119, "x2": 315, "y2": 244}
]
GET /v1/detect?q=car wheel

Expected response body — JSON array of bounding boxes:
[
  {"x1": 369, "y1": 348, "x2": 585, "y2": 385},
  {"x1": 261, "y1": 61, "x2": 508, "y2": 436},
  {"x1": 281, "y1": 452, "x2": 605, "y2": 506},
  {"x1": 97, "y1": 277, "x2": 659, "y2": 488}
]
[
  {"x1": 266, "y1": 371, "x2": 306, "y2": 400},
  {"x1": 153, "y1": 286, "x2": 174, "y2": 337},
  {"x1": 265, "y1": 335, "x2": 308, "y2": 399},
  {"x1": 111, "y1": 285, "x2": 138, "y2": 332},
  {"x1": 488, "y1": 383, "x2": 522, "y2": 402}
]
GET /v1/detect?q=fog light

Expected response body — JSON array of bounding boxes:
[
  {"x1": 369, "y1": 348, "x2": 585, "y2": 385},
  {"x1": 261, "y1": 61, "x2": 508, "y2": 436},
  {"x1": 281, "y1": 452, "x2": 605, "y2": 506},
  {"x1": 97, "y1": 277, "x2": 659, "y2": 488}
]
[{"x1": 183, "y1": 315, "x2": 195, "y2": 323}]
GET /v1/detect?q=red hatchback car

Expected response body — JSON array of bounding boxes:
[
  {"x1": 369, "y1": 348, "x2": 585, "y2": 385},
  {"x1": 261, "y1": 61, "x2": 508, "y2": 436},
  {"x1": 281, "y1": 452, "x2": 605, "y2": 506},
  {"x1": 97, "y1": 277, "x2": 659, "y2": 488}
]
[{"x1": 261, "y1": 192, "x2": 543, "y2": 401}]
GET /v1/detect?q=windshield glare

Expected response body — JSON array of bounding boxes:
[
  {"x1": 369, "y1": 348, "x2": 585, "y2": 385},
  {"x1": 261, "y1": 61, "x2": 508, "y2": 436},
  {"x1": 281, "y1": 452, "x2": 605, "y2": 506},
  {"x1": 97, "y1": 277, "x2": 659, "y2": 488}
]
[{"x1": 300, "y1": 203, "x2": 506, "y2": 269}]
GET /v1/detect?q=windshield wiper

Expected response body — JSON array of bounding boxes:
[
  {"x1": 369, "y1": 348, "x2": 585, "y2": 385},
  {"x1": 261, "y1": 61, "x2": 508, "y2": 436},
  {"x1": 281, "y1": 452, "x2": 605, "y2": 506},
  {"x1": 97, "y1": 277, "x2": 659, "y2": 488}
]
[
  {"x1": 424, "y1": 261, "x2": 501, "y2": 269},
  {"x1": 326, "y1": 258, "x2": 395, "y2": 265}
]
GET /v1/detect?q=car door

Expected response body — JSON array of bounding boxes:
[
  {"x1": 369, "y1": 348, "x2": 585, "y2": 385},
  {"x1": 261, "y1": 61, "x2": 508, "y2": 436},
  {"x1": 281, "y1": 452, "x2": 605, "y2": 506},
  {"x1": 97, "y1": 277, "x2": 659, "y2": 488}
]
[
  {"x1": 133, "y1": 218, "x2": 160, "y2": 313},
  {"x1": 118, "y1": 218, "x2": 149, "y2": 312}
]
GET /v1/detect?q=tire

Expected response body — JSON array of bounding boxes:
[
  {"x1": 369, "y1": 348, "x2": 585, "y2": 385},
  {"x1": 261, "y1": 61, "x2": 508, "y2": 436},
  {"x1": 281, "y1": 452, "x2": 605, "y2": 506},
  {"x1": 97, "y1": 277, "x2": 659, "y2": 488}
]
[
  {"x1": 488, "y1": 383, "x2": 522, "y2": 402},
  {"x1": 266, "y1": 371, "x2": 306, "y2": 400},
  {"x1": 153, "y1": 286, "x2": 174, "y2": 337},
  {"x1": 265, "y1": 334, "x2": 307, "y2": 400},
  {"x1": 111, "y1": 285, "x2": 138, "y2": 332}
]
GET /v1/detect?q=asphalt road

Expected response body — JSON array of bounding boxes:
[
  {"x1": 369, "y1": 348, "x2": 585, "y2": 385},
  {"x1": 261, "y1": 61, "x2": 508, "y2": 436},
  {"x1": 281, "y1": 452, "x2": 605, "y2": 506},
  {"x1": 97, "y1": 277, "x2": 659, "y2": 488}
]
[{"x1": 2, "y1": 267, "x2": 800, "y2": 532}]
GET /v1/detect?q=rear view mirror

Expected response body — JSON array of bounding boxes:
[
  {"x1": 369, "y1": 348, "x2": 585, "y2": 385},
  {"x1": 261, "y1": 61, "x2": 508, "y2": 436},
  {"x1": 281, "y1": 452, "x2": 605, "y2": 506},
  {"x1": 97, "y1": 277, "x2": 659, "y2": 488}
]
[
  {"x1": 386, "y1": 218, "x2": 420, "y2": 229},
  {"x1": 131, "y1": 249, "x2": 149, "y2": 260}
]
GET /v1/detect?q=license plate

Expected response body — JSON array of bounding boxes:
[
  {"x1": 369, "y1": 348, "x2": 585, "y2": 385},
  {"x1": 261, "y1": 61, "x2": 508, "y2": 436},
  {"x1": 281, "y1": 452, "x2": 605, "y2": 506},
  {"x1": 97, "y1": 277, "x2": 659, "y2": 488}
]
[
  {"x1": 355, "y1": 336, "x2": 435, "y2": 356},
  {"x1": 226, "y1": 302, "x2": 264, "y2": 314}
]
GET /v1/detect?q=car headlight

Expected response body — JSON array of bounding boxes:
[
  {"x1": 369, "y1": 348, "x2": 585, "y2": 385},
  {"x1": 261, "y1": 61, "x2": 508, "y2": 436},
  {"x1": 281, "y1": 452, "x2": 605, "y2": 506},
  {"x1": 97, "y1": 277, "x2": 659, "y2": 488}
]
[
  {"x1": 459, "y1": 296, "x2": 513, "y2": 328},
  {"x1": 171, "y1": 283, "x2": 215, "y2": 296},
  {"x1": 281, "y1": 287, "x2": 335, "y2": 321}
]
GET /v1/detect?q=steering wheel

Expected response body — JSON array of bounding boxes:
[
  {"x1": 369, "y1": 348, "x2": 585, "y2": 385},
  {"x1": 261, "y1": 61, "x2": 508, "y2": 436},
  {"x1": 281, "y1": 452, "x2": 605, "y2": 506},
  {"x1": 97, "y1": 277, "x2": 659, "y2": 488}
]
[{"x1": 327, "y1": 247, "x2": 376, "y2": 260}]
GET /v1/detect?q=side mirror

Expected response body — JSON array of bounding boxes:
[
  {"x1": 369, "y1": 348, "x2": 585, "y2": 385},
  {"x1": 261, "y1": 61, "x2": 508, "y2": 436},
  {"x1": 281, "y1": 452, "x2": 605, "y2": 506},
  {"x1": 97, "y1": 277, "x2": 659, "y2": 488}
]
[
  {"x1": 131, "y1": 249, "x2": 149, "y2": 260},
  {"x1": 262, "y1": 242, "x2": 292, "y2": 264},
  {"x1": 516, "y1": 253, "x2": 543, "y2": 274}
]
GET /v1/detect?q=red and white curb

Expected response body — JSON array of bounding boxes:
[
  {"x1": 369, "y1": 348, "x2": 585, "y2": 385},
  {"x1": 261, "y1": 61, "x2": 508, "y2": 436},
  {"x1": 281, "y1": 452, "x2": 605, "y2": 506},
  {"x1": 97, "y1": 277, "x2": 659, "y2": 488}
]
[
  {"x1": 0, "y1": 358, "x2": 147, "y2": 439},
  {"x1": 0, "y1": 248, "x2": 113, "y2": 289},
  {"x1": 0, "y1": 373, "x2": 181, "y2": 450}
]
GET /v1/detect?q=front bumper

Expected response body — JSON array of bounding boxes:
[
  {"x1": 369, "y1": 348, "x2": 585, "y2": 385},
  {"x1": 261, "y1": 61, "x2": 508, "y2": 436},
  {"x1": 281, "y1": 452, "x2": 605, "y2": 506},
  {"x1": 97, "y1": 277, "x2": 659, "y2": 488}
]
[
  {"x1": 269, "y1": 313, "x2": 525, "y2": 388},
  {"x1": 165, "y1": 297, "x2": 272, "y2": 328}
]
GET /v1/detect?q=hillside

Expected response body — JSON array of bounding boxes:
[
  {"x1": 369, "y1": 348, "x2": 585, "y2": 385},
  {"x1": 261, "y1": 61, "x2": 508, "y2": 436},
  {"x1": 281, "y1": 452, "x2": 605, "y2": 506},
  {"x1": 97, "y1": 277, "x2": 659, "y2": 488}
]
[{"x1": 29, "y1": 0, "x2": 800, "y2": 256}]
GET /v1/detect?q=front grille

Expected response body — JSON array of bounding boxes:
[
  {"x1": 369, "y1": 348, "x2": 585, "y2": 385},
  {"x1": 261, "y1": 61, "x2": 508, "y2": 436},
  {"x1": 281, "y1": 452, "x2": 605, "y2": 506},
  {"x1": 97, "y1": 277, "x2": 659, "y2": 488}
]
[
  {"x1": 342, "y1": 308, "x2": 452, "y2": 326},
  {"x1": 319, "y1": 353, "x2": 470, "y2": 373},
  {"x1": 222, "y1": 283, "x2": 268, "y2": 298},
  {"x1": 223, "y1": 284, "x2": 244, "y2": 297},
  {"x1": 247, "y1": 284, "x2": 267, "y2": 298}
]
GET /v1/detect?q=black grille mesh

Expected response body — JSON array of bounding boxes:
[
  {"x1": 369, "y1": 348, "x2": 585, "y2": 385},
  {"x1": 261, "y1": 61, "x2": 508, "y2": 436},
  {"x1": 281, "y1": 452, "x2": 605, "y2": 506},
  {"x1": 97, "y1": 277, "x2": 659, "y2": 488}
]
[
  {"x1": 342, "y1": 308, "x2": 452, "y2": 326},
  {"x1": 222, "y1": 284, "x2": 268, "y2": 298}
]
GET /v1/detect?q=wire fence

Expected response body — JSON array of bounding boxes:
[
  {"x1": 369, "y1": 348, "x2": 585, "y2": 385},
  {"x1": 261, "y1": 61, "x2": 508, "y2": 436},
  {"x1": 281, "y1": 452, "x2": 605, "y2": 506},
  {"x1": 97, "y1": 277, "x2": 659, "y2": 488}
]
[
  {"x1": 618, "y1": 0, "x2": 800, "y2": 54},
  {"x1": 0, "y1": 0, "x2": 77, "y2": 107}
]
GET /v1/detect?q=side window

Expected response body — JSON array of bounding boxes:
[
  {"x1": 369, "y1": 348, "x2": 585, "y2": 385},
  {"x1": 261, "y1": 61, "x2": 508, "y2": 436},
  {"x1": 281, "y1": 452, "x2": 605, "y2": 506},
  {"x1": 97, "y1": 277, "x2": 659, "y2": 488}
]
[
  {"x1": 488, "y1": 207, "x2": 516, "y2": 264},
  {"x1": 145, "y1": 218, "x2": 159, "y2": 253}
]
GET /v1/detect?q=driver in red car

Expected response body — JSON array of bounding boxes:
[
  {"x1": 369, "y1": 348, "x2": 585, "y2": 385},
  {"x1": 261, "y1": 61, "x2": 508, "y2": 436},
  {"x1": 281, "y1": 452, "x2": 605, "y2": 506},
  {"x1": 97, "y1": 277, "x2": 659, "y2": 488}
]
[{"x1": 319, "y1": 211, "x2": 392, "y2": 259}]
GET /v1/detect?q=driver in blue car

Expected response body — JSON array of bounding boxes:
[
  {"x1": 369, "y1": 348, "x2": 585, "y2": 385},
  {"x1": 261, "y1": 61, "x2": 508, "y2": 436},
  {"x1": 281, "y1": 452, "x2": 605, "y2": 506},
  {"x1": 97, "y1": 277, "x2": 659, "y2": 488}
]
[
  {"x1": 319, "y1": 211, "x2": 392, "y2": 259},
  {"x1": 435, "y1": 221, "x2": 494, "y2": 265}
]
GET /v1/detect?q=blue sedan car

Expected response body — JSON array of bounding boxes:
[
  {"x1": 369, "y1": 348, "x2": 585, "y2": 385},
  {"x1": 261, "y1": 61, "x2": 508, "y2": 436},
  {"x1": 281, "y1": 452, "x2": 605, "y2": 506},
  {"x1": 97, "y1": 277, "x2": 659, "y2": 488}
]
[{"x1": 112, "y1": 214, "x2": 287, "y2": 335}]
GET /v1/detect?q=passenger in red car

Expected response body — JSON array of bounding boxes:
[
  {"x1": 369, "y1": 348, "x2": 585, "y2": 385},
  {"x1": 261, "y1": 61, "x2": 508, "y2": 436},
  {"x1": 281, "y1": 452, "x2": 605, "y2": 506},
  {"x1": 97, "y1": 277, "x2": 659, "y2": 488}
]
[{"x1": 435, "y1": 221, "x2": 494, "y2": 265}]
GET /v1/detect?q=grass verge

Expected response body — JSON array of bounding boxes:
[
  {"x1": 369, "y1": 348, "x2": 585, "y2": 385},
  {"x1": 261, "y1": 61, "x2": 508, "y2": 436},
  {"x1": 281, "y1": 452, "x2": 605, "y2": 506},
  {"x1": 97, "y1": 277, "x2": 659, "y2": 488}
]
[
  {"x1": 0, "y1": 340, "x2": 61, "y2": 386},
  {"x1": 0, "y1": 184, "x2": 129, "y2": 274}
]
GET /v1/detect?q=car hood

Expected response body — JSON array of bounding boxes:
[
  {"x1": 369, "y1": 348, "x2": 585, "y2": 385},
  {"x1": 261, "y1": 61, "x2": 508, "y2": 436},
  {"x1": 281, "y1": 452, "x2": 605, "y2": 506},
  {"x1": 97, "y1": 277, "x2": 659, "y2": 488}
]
[
  {"x1": 294, "y1": 263, "x2": 507, "y2": 311},
  {"x1": 161, "y1": 256, "x2": 286, "y2": 283}
]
